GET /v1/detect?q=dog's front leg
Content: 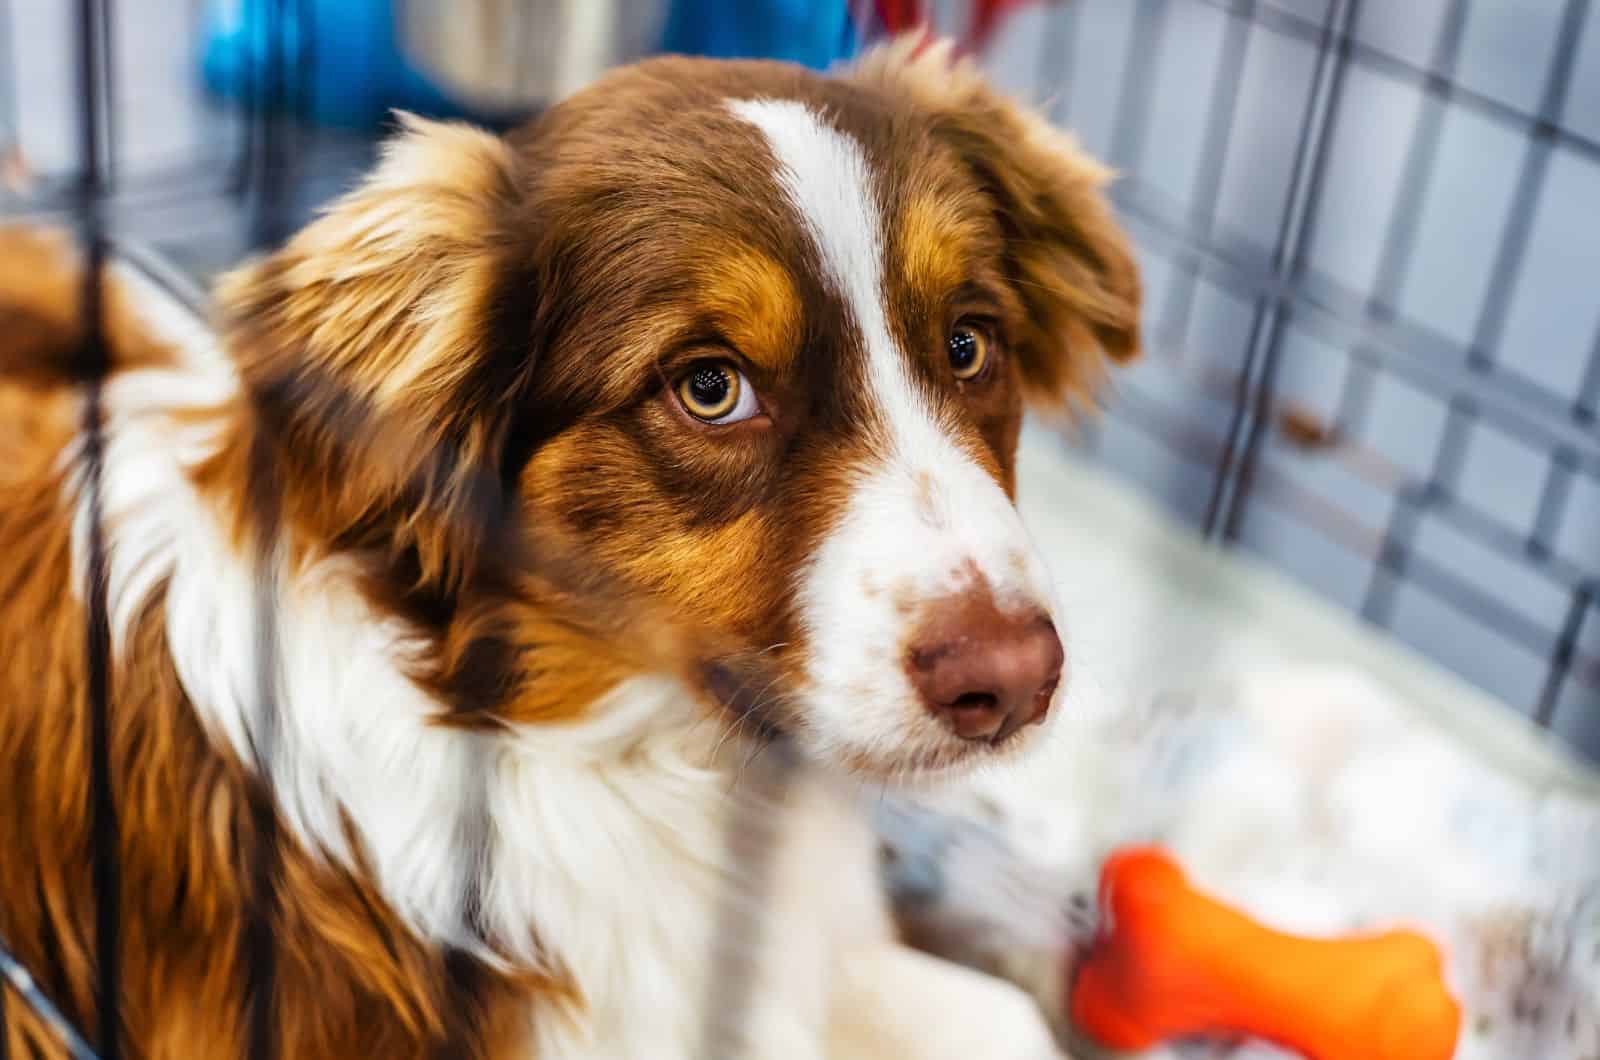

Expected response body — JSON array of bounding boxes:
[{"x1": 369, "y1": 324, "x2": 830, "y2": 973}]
[{"x1": 827, "y1": 942, "x2": 1068, "y2": 1060}]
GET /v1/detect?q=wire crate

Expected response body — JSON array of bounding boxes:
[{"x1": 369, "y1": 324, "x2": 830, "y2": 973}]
[
  {"x1": 1, "y1": 0, "x2": 1597, "y2": 1056},
  {"x1": 971, "y1": 0, "x2": 1600, "y2": 758}
]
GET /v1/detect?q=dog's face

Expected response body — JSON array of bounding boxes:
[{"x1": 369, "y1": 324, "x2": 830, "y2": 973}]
[{"x1": 218, "y1": 41, "x2": 1139, "y2": 779}]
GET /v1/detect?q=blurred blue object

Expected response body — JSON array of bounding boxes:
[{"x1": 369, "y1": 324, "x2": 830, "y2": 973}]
[
  {"x1": 661, "y1": 0, "x2": 860, "y2": 69},
  {"x1": 199, "y1": 0, "x2": 480, "y2": 129},
  {"x1": 201, "y1": 0, "x2": 866, "y2": 130}
]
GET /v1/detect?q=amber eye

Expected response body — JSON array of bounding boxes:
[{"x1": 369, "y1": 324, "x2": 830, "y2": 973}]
[
  {"x1": 947, "y1": 325, "x2": 991, "y2": 381},
  {"x1": 675, "y1": 361, "x2": 758, "y2": 423}
]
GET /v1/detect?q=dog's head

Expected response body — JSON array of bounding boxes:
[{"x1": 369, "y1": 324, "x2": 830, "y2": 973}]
[{"x1": 216, "y1": 38, "x2": 1139, "y2": 779}]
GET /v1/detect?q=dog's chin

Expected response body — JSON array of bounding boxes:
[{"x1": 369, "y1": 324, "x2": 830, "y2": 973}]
[{"x1": 801, "y1": 718, "x2": 1048, "y2": 788}]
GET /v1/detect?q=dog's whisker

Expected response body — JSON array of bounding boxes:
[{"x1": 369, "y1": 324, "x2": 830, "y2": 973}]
[{"x1": 710, "y1": 707, "x2": 758, "y2": 765}]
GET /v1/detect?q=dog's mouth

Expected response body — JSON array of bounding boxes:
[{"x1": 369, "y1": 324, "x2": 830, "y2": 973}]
[{"x1": 852, "y1": 731, "x2": 1033, "y2": 780}]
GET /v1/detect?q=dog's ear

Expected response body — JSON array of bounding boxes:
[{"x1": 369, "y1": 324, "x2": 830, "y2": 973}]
[
  {"x1": 851, "y1": 36, "x2": 1141, "y2": 408},
  {"x1": 216, "y1": 114, "x2": 533, "y2": 587}
]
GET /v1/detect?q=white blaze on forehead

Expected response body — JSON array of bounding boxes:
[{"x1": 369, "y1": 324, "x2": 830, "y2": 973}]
[
  {"x1": 725, "y1": 97, "x2": 931, "y2": 451},
  {"x1": 724, "y1": 99, "x2": 883, "y2": 343},
  {"x1": 728, "y1": 97, "x2": 1062, "y2": 768},
  {"x1": 724, "y1": 95, "x2": 1036, "y2": 573}
]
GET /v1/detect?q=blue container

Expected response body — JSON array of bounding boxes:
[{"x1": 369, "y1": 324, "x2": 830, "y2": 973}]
[
  {"x1": 199, "y1": 0, "x2": 475, "y2": 129},
  {"x1": 200, "y1": 0, "x2": 866, "y2": 129},
  {"x1": 660, "y1": 0, "x2": 861, "y2": 69}
]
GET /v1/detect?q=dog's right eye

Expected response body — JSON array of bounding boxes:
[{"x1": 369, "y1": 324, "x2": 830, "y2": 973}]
[{"x1": 675, "y1": 362, "x2": 760, "y2": 424}]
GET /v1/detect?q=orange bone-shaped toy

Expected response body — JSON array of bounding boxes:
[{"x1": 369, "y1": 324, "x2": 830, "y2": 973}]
[{"x1": 1069, "y1": 847, "x2": 1461, "y2": 1060}]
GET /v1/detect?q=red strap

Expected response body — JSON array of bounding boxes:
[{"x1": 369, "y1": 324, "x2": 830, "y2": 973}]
[
  {"x1": 873, "y1": 0, "x2": 926, "y2": 32},
  {"x1": 869, "y1": 0, "x2": 1041, "y2": 51}
]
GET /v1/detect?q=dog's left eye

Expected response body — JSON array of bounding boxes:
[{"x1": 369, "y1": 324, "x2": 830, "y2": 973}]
[
  {"x1": 675, "y1": 362, "x2": 760, "y2": 424},
  {"x1": 947, "y1": 324, "x2": 992, "y2": 381}
]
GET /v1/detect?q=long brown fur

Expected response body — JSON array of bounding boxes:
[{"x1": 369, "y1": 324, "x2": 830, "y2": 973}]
[{"x1": 0, "y1": 228, "x2": 543, "y2": 1059}]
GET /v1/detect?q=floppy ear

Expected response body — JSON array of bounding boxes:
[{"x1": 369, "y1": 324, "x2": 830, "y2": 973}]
[
  {"x1": 851, "y1": 36, "x2": 1141, "y2": 407},
  {"x1": 216, "y1": 114, "x2": 534, "y2": 587}
]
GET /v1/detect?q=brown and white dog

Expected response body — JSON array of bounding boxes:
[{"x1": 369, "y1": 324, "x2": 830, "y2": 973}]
[{"x1": 0, "y1": 37, "x2": 1138, "y2": 1059}]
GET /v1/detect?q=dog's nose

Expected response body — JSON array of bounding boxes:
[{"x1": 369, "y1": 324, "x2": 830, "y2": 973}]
[{"x1": 905, "y1": 598, "x2": 1064, "y2": 743}]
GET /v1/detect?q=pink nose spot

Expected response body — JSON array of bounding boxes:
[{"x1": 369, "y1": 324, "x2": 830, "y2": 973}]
[{"x1": 904, "y1": 593, "x2": 1064, "y2": 744}]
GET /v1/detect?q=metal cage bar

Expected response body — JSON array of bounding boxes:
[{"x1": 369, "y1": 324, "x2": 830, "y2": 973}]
[
  {"x1": 1206, "y1": 0, "x2": 1358, "y2": 541},
  {"x1": 73, "y1": 0, "x2": 119, "y2": 1056}
]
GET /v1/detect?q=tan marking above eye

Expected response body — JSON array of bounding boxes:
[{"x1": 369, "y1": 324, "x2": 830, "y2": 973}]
[
  {"x1": 694, "y1": 246, "x2": 803, "y2": 375},
  {"x1": 899, "y1": 193, "x2": 983, "y2": 297}
]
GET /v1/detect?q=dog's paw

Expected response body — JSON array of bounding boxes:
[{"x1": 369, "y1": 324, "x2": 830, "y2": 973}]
[{"x1": 830, "y1": 943, "x2": 1068, "y2": 1060}]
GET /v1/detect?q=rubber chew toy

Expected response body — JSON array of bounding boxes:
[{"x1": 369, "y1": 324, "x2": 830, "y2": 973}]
[{"x1": 1069, "y1": 846, "x2": 1461, "y2": 1060}]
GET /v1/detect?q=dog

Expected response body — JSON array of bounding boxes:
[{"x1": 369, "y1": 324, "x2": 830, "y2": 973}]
[{"x1": 0, "y1": 36, "x2": 1138, "y2": 1059}]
